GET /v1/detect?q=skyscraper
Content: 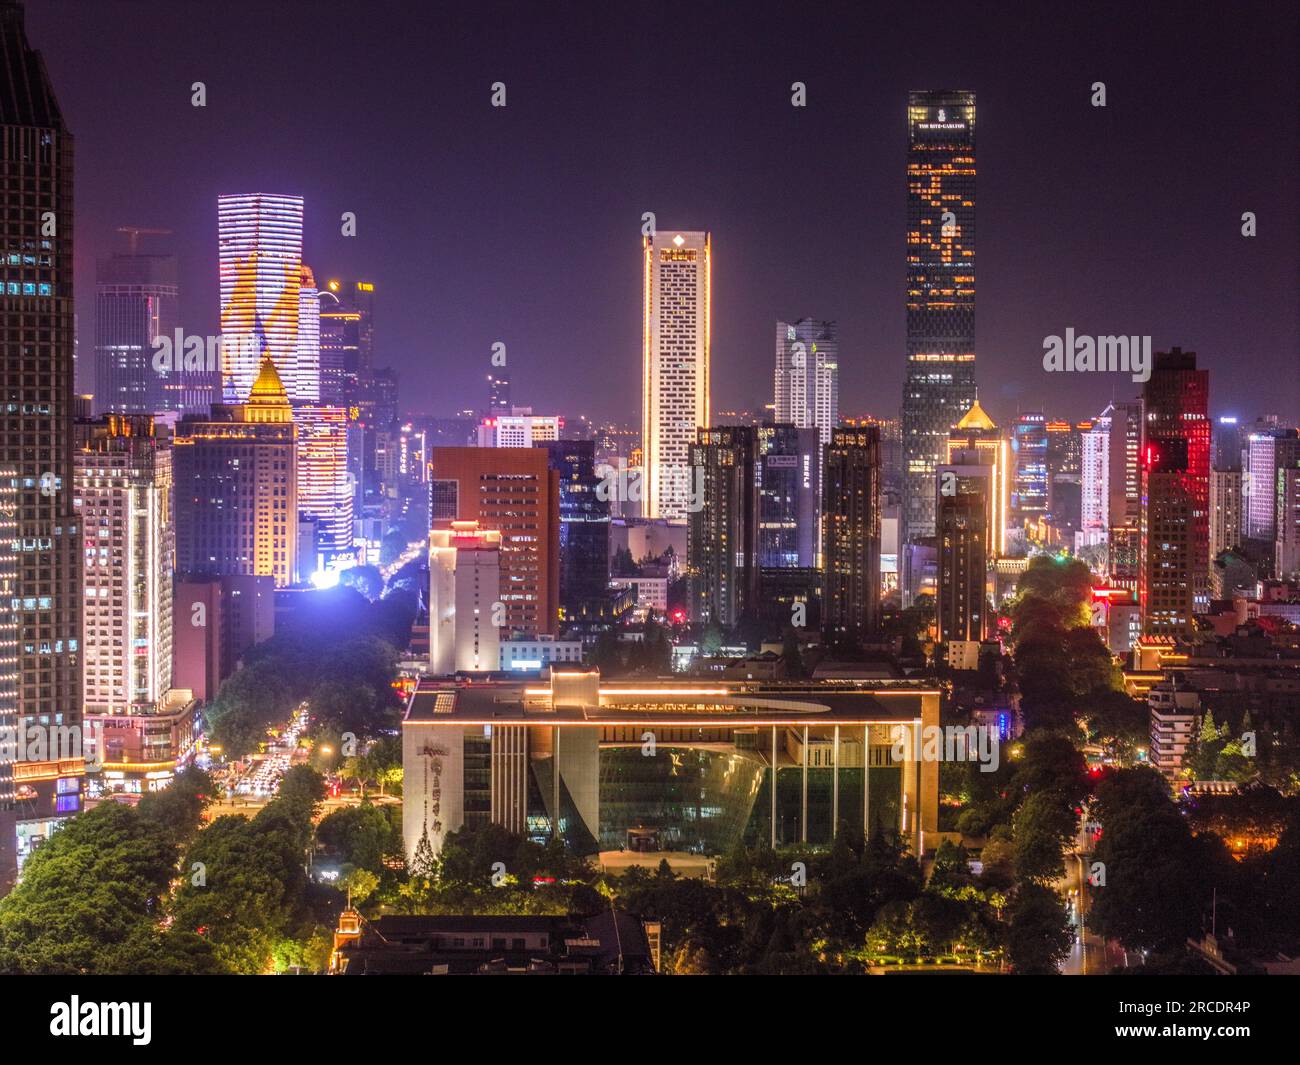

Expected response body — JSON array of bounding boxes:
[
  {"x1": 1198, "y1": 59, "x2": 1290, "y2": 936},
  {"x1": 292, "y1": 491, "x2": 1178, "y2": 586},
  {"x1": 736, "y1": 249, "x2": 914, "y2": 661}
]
[
  {"x1": 1244, "y1": 428, "x2": 1299, "y2": 544},
  {"x1": 0, "y1": 0, "x2": 84, "y2": 867},
  {"x1": 318, "y1": 279, "x2": 374, "y2": 408},
  {"x1": 1010, "y1": 412, "x2": 1048, "y2": 528},
  {"x1": 174, "y1": 358, "x2": 299, "y2": 588},
  {"x1": 295, "y1": 264, "x2": 321, "y2": 404},
  {"x1": 935, "y1": 465, "x2": 989, "y2": 644},
  {"x1": 1140, "y1": 348, "x2": 1210, "y2": 635},
  {"x1": 95, "y1": 250, "x2": 213, "y2": 417},
  {"x1": 757, "y1": 423, "x2": 820, "y2": 568},
  {"x1": 217, "y1": 193, "x2": 305, "y2": 404},
  {"x1": 642, "y1": 230, "x2": 710, "y2": 521},
  {"x1": 774, "y1": 319, "x2": 838, "y2": 446},
  {"x1": 946, "y1": 399, "x2": 1007, "y2": 556},
  {"x1": 540, "y1": 440, "x2": 610, "y2": 620},
  {"x1": 902, "y1": 90, "x2": 977, "y2": 542},
  {"x1": 688, "y1": 426, "x2": 760, "y2": 626},
  {"x1": 294, "y1": 405, "x2": 353, "y2": 571},
  {"x1": 74, "y1": 415, "x2": 174, "y2": 716},
  {"x1": 822, "y1": 427, "x2": 882, "y2": 639}
]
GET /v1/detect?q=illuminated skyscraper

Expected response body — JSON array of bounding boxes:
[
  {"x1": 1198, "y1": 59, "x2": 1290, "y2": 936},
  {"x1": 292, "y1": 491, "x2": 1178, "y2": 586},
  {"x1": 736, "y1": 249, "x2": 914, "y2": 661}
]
[
  {"x1": 642, "y1": 230, "x2": 710, "y2": 521},
  {"x1": 946, "y1": 399, "x2": 1007, "y2": 556},
  {"x1": 318, "y1": 278, "x2": 374, "y2": 408},
  {"x1": 296, "y1": 264, "x2": 321, "y2": 404},
  {"x1": 902, "y1": 90, "x2": 977, "y2": 543},
  {"x1": 1140, "y1": 348, "x2": 1210, "y2": 635},
  {"x1": 217, "y1": 193, "x2": 305, "y2": 404},
  {"x1": 294, "y1": 405, "x2": 353, "y2": 570},
  {"x1": 774, "y1": 319, "x2": 838, "y2": 445},
  {"x1": 1010, "y1": 413, "x2": 1048, "y2": 528},
  {"x1": 174, "y1": 358, "x2": 299, "y2": 588},
  {"x1": 74, "y1": 415, "x2": 174, "y2": 716},
  {"x1": 0, "y1": 0, "x2": 84, "y2": 866}
]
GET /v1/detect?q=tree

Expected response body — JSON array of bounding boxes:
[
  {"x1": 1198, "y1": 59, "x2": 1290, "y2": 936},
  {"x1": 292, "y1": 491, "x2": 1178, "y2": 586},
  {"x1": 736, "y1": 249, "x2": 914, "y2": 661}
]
[{"x1": 1006, "y1": 882, "x2": 1073, "y2": 974}]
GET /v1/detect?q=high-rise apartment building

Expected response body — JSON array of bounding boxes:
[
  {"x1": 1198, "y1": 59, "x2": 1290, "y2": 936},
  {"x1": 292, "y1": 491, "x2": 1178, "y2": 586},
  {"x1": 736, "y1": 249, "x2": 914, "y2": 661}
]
[
  {"x1": 774, "y1": 319, "x2": 838, "y2": 445},
  {"x1": 74, "y1": 415, "x2": 174, "y2": 715},
  {"x1": 1140, "y1": 349, "x2": 1210, "y2": 635},
  {"x1": 687, "y1": 426, "x2": 760, "y2": 626},
  {"x1": 487, "y1": 371, "x2": 510, "y2": 414},
  {"x1": 1209, "y1": 467, "x2": 1243, "y2": 566},
  {"x1": 174, "y1": 358, "x2": 299, "y2": 588},
  {"x1": 822, "y1": 427, "x2": 882, "y2": 639},
  {"x1": 642, "y1": 230, "x2": 710, "y2": 521},
  {"x1": 95, "y1": 251, "x2": 214, "y2": 417},
  {"x1": 217, "y1": 193, "x2": 306, "y2": 404},
  {"x1": 429, "y1": 447, "x2": 559, "y2": 637},
  {"x1": 935, "y1": 464, "x2": 989, "y2": 644},
  {"x1": 902, "y1": 90, "x2": 977, "y2": 542},
  {"x1": 1, "y1": 0, "x2": 84, "y2": 865}
]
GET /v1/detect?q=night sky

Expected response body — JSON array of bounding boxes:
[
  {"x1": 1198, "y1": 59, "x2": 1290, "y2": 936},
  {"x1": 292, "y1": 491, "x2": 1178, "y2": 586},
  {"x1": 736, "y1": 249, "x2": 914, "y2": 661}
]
[{"x1": 32, "y1": 0, "x2": 1299, "y2": 427}]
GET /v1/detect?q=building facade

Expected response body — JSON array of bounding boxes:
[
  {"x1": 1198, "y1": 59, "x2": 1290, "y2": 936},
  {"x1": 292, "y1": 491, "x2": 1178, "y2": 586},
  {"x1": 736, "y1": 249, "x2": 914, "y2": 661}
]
[
  {"x1": 95, "y1": 251, "x2": 214, "y2": 417},
  {"x1": 1140, "y1": 349, "x2": 1210, "y2": 636},
  {"x1": 0, "y1": 0, "x2": 84, "y2": 867},
  {"x1": 428, "y1": 521, "x2": 502, "y2": 675},
  {"x1": 902, "y1": 90, "x2": 977, "y2": 543},
  {"x1": 822, "y1": 427, "x2": 882, "y2": 639},
  {"x1": 173, "y1": 358, "x2": 299, "y2": 588},
  {"x1": 429, "y1": 446, "x2": 559, "y2": 637},
  {"x1": 642, "y1": 230, "x2": 710, "y2": 521},
  {"x1": 774, "y1": 318, "x2": 838, "y2": 446},
  {"x1": 687, "y1": 426, "x2": 760, "y2": 627},
  {"x1": 217, "y1": 192, "x2": 306, "y2": 404}
]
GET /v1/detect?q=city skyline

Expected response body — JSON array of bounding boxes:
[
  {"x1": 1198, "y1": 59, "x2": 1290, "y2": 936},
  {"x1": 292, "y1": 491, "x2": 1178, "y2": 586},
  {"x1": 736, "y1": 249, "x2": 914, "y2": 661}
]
[{"x1": 27, "y1": 1, "x2": 1296, "y2": 430}]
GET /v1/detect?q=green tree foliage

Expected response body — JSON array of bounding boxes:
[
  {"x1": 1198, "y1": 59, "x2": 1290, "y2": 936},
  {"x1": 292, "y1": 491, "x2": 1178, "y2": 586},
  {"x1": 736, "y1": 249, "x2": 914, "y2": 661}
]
[
  {"x1": 1089, "y1": 768, "x2": 1225, "y2": 953},
  {"x1": 0, "y1": 802, "x2": 216, "y2": 974},
  {"x1": 1006, "y1": 882, "x2": 1073, "y2": 974}
]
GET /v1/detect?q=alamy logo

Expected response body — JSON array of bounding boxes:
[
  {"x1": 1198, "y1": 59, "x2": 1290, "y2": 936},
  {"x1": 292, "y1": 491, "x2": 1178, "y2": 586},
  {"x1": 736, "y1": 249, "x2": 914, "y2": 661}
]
[
  {"x1": 891, "y1": 724, "x2": 1001, "y2": 772},
  {"x1": 596, "y1": 461, "x2": 705, "y2": 514},
  {"x1": 151, "y1": 330, "x2": 258, "y2": 375},
  {"x1": 49, "y1": 997, "x2": 151, "y2": 1046},
  {"x1": 1042, "y1": 329, "x2": 1152, "y2": 382}
]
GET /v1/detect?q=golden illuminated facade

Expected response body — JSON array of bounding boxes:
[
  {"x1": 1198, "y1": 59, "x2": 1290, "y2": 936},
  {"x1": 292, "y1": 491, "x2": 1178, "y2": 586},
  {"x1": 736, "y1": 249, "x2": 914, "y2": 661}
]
[
  {"x1": 218, "y1": 193, "x2": 305, "y2": 403},
  {"x1": 642, "y1": 230, "x2": 710, "y2": 521},
  {"x1": 174, "y1": 358, "x2": 298, "y2": 588},
  {"x1": 946, "y1": 399, "x2": 1007, "y2": 556},
  {"x1": 903, "y1": 90, "x2": 976, "y2": 542}
]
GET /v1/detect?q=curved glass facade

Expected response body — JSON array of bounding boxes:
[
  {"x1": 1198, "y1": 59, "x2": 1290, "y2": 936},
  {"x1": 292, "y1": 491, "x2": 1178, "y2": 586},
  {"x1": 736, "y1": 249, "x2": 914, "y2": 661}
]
[{"x1": 598, "y1": 746, "x2": 765, "y2": 855}]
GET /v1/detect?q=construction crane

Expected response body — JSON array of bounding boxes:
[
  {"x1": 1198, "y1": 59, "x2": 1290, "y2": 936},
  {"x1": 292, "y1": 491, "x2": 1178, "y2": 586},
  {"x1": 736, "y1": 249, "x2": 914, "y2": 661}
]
[{"x1": 115, "y1": 226, "x2": 172, "y2": 254}]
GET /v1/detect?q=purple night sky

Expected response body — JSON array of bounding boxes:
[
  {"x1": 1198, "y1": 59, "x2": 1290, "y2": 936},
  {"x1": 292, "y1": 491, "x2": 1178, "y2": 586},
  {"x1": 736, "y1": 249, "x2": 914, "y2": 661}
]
[{"x1": 31, "y1": 0, "x2": 1299, "y2": 427}]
